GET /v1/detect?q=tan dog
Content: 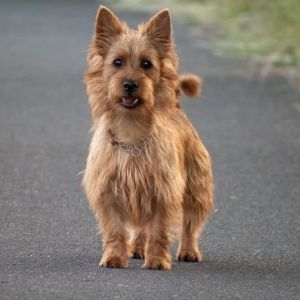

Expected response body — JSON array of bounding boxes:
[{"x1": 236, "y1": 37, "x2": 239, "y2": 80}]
[{"x1": 82, "y1": 6, "x2": 214, "y2": 270}]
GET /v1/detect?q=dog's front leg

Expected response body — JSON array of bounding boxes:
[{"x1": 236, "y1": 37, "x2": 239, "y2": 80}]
[
  {"x1": 98, "y1": 205, "x2": 130, "y2": 269},
  {"x1": 143, "y1": 208, "x2": 173, "y2": 270}
]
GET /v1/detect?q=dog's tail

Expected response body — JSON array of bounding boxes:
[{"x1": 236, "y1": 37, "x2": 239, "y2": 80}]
[{"x1": 178, "y1": 73, "x2": 202, "y2": 97}]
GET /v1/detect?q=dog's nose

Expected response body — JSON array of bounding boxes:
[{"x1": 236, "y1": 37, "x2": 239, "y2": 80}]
[{"x1": 123, "y1": 80, "x2": 138, "y2": 93}]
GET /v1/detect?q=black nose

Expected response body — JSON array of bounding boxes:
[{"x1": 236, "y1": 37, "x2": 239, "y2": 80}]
[{"x1": 123, "y1": 80, "x2": 138, "y2": 93}]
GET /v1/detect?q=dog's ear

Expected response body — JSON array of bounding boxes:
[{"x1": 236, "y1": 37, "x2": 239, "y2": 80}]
[
  {"x1": 142, "y1": 9, "x2": 172, "y2": 55},
  {"x1": 93, "y1": 6, "x2": 123, "y2": 56}
]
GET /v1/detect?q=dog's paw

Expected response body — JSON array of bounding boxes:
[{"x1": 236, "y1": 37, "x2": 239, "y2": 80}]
[
  {"x1": 142, "y1": 257, "x2": 171, "y2": 270},
  {"x1": 130, "y1": 247, "x2": 144, "y2": 259},
  {"x1": 176, "y1": 249, "x2": 203, "y2": 262},
  {"x1": 131, "y1": 251, "x2": 144, "y2": 259},
  {"x1": 100, "y1": 256, "x2": 128, "y2": 269}
]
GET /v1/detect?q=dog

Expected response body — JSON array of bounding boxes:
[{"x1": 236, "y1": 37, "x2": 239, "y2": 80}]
[{"x1": 82, "y1": 6, "x2": 214, "y2": 270}]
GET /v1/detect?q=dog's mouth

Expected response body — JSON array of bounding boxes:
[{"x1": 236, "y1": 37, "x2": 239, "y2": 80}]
[{"x1": 120, "y1": 96, "x2": 141, "y2": 109}]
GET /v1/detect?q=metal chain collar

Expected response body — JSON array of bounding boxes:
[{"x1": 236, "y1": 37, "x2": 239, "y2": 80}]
[{"x1": 109, "y1": 132, "x2": 154, "y2": 157}]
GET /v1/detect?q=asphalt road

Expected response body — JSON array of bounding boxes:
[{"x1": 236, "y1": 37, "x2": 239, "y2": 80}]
[{"x1": 1, "y1": 1, "x2": 299, "y2": 299}]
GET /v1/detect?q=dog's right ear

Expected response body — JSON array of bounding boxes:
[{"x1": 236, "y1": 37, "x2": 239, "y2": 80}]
[{"x1": 93, "y1": 6, "x2": 123, "y2": 56}]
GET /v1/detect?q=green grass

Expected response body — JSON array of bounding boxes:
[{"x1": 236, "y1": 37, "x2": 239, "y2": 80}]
[{"x1": 201, "y1": 0, "x2": 300, "y2": 68}]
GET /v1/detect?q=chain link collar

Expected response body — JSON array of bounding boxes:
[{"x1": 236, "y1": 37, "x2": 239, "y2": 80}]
[{"x1": 109, "y1": 131, "x2": 154, "y2": 157}]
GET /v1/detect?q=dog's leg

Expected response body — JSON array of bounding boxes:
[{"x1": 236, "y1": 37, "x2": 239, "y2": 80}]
[
  {"x1": 98, "y1": 206, "x2": 130, "y2": 269},
  {"x1": 177, "y1": 144, "x2": 214, "y2": 262},
  {"x1": 176, "y1": 199, "x2": 205, "y2": 262},
  {"x1": 143, "y1": 210, "x2": 173, "y2": 270},
  {"x1": 130, "y1": 229, "x2": 146, "y2": 259}
]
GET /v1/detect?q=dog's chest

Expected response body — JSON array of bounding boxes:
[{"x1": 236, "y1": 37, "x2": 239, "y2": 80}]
[
  {"x1": 96, "y1": 143, "x2": 165, "y2": 222},
  {"x1": 88, "y1": 122, "x2": 185, "y2": 220}
]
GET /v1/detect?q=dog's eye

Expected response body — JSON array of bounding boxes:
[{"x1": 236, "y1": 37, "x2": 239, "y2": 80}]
[
  {"x1": 140, "y1": 59, "x2": 152, "y2": 69},
  {"x1": 113, "y1": 59, "x2": 123, "y2": 68}
]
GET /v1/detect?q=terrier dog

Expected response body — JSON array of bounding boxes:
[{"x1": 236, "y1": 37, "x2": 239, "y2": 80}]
[{"x1": 82, "y1": 6, "x2": 214, "y2": 270}]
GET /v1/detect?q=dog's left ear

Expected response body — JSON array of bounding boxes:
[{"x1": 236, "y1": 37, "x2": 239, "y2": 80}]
[{"x1": 142, "y1": 9, "x2": 172, "y2": 55}]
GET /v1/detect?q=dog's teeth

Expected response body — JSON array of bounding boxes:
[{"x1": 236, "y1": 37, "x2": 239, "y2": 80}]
[{"x1": 121, "y1": 97, "x2": 139, "y2": 107}]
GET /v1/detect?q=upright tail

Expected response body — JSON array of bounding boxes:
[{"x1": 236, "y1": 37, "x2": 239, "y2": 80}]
[{"x1": 179, "y1": 73, "x2": 202, "y2": 97}]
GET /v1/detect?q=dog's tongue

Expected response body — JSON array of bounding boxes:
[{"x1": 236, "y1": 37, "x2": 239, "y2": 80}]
[{"x1": 121, "y1": 96, "x2": 139, "y2": 107}]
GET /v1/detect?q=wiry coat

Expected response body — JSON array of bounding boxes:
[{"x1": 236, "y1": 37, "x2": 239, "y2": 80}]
[{"x1": 82, "y1": 6, "x2": 214, "y2": 270}]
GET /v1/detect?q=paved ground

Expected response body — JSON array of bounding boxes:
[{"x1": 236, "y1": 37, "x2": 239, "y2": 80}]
[{"x1": 1, "y1": 1, "x2": 299, "y2": 299}]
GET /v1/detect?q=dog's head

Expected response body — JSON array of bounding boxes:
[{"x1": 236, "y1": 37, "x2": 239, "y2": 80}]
[{"x1": 85, "y1": 6, "x2": 179, "y2": 123}]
